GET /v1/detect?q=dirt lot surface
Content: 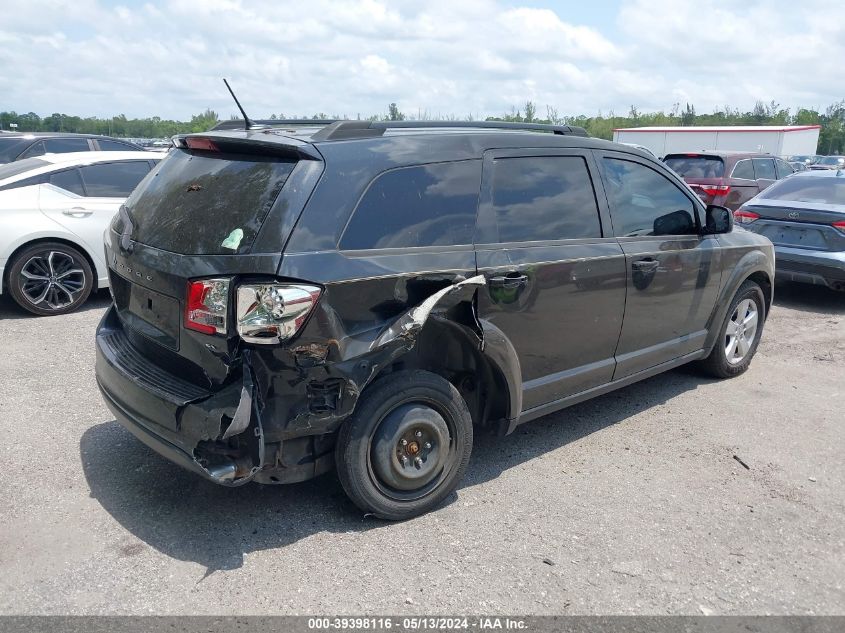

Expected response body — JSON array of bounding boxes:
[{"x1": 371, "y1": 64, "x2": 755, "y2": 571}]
[{"x1": 0, "y1": 283, "x2": 843, "y2": 615}]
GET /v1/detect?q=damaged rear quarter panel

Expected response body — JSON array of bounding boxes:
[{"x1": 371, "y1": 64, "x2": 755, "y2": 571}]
[{"x1": 252, "y1": 250, "x2": 483, "y2": 443}]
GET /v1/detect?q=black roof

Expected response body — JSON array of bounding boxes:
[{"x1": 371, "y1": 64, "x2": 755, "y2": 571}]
[{"x1": 178, "y1": 120, "x2": 648, "y2": 167}]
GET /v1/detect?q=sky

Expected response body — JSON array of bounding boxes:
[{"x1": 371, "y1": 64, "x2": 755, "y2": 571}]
[{"x1": 1, "y1": 0, "x2": 844, "y2": 121}]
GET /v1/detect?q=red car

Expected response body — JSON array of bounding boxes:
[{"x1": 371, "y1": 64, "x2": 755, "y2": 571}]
[{"x1": 663, "y1": 151, "x2": 794, "y2": 210}]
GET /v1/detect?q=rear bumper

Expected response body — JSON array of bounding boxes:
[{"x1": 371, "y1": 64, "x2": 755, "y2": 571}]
[
  {"x1": 95, "y1": 306, "x2": 256, "y2": 486},
  {"x1": 774, "y1": 246, "x2": 845, "y2": 288}
]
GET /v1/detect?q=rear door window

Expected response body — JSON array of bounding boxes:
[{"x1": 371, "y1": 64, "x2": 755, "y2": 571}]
[
  {"x1": 731, "y1": 159, "x2": 755, "y2": 180},
  {"x1": 43, "y1": 138, "x2": 91, "y2": 153},
  {"x1": 663, "y1": 155, "x2": 725, "y2": 178},
  {"x1": 97, "y1": 139, "x2": 138, "y2": 151},
  {"x1": 49, "y1": 169, "x2": 86, "y2": 196},
  {"x1": 753, "y1": 158, "x2": 776, "y2": 180},
  {"x1": 19, "y1": 141, "x2": 46, "y2": 159},
  {"x1": 80, "y1": 161, "x2": 151, "y2": 197},
  {"x1": 340, "y1": 161, "x2": 481, "y2": 250},
  {"x1": 124, "y1": 149, "x2": 298, "y2": 255},
  {"x1": 0, "y1": 138, "x2": 37, "y2": 162},
  {"x1": 775, "y1": 158, "x2": 794, "y2": 179},
  {"x1": 489, "y1": 156, "x2": 601, "y2": 242},
  {"x1": 601, "y1": 158, "x2": 698, "y2": 237}
]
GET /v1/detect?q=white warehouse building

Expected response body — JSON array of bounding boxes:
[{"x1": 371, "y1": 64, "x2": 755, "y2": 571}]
[{"x1": 612, "y1": 125, "x2": 821, "y2": 158}]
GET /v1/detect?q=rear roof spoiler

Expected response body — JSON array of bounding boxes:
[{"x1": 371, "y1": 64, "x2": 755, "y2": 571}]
[
  {"x1": 310, "y1": 120, "x2": 589, "y2": 141},
  {"x1": 173, "y1": 130, "x2": 323, "y2": 161}
]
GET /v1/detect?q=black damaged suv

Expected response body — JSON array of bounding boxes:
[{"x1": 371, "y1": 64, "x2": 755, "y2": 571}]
[{"x1": 95, "y1": 120, "x2": 775, "y2": 519}]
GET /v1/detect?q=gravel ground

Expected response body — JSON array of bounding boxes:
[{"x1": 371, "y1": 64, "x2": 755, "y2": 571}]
[{"x1": 0, "y1": 282, "x2": 843, "y2": 615}]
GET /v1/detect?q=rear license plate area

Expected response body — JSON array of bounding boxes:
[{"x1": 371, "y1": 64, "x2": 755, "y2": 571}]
[{"x1": 121, "y1": 283, "x2": 180, "y2": 349}]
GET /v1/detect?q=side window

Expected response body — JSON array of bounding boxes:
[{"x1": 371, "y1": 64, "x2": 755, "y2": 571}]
[
  {"x1": 601, "y1": 158, "x2": 697, "y2": 237},
  {"x1": 775, "y1": 158, "x2": 794, "y2": 179},
  {"x1": 97, "y1": 139, "x2": 136, "y2": 151},
  {"x1": 48, "y1": 169, "x2": 86, "y2": 196},
  {"x1": 490, "y1": 156, "x2": 602, "y2": 243},
  {"x1": 79, "y1": 161, "x2": 151, "y2": 197},
  {"x1": 340, "y1": 161, "x2": 480, "y2": 250},
  {"x1": 43, "y1": 138, "x2": 91, "y2": 153},
  {"x1": 752, "y1": 158, "x2": 776, "y2": 180},
  {"x1": 731, "y1": 159, "x2": 755, "y2": 180},
  {"x1": 19, "y1": 141, "x2": 46, "y2": 159}
]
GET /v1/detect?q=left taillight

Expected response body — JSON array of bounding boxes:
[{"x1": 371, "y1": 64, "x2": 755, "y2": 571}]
[
  {"x1": 185, "y1": 279, "x2": 230, "y2": 335},
  {"x1": 733, "y1": 208, "x2": 760, "y2": 224}
]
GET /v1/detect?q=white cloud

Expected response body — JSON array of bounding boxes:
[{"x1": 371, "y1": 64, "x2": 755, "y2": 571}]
[{"x1": 0, "y1": 0, "x2": 842, "y2": 120}]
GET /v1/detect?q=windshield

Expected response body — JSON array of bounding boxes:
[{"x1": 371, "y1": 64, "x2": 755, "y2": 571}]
[
  {"x1": 122, "y1": 148, "x2": 298, "y2": 255},
  {"x1": 759, "y1": 175, "x2": 845, "y2": 205},
  {"x1": 663, "y1": 155, "x2": 725, "y2": 178},
  {"x1": 0, "y1": 157, "x2": 49, "y2": 181},
  {"x1": 817, "y1": 156, "x2": 844, "y2": 166},
  {"x1": 0, "y1": 137, "x2": 34, "y2": 163}
]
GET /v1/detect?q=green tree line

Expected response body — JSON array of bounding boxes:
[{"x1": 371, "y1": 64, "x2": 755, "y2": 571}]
[{"x1": 3, "y1": 99, "x2": 843, "y2": 153}]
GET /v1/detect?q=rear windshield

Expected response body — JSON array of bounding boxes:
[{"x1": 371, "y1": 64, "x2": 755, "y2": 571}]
[
  {"x1": 0, "y1": 137, "x2": 34, "y2": 163},
  {"x1": 759, "y1": 176, "x2": 845, "y2": 205},
  {"x1": 0, "y1": 157, "x2": 49, "y2": 182},
  {"x1": 663, "y1": 155, "x2": 725, "y2": 178},
  {"x1": 122, "y1": 149, "x2": 297, "y2": 255}
]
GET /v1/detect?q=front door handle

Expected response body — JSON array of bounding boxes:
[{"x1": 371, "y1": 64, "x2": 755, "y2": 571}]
[
  {"x1": 489, "y1": 273, "x2": 529, "y2": 289},
  {"x1": 62, "y1": 207, "x2": 93, "y2": 218},
  {"x1": 632, "y1": 259, "x2": 660, "y2": 272}
]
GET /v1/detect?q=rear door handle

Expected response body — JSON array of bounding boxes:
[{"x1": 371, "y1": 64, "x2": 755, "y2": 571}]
[
  {"x1": 62, "y1": 207, "x2": 93, "y2": 218},
  {"x1": 632, "y1": 259, "x2": 660, "y2": 272},
  {"x1": 489, "y1": 273, "x2": 529, "y2": 289}
]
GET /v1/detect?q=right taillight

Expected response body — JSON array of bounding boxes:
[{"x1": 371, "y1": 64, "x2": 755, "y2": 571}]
[
  {"x1": 734, "y1": 209, "x2": 760, "y2": 224},
  {"x1": 236, "y1": 284, "x2": 322, "y2": 344},
  {"x1": 832, "y1": 220, "x2": 845, "y2": 232}
]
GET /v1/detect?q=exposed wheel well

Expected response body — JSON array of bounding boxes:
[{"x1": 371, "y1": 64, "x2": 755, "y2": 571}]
[
  {"x1": 3, "y1": 237, "x2": 99, "y2": 294},
  {"x1": 746, "y1": 271, "x2": 772, "y2": 316},
  {"x1": 370, "y1": 316, "x2": 510, "y2": 431}
]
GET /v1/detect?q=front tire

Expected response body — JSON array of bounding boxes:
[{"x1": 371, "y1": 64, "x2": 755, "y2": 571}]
[
  {"x1": 7, "y1": 242, "x2": 94, "y2": 316},
  {"x1": 335, "y1": 370, "x2": 473, "y2": 520},
  {"x1": 698, "y1": 280, "x2": 765, "y2": 378}
]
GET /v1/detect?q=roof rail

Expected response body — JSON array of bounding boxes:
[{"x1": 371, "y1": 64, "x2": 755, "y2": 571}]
[
  {"x1": 310, "y1": 120, "x2": 589, "y2": 141},
  {"x1": 211, "y1": 119, "x2": 339, "y2": 131}
]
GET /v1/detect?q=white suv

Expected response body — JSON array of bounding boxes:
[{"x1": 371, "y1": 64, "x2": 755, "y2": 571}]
[{"x1": 0, "y1": 151, "x2": 161, "y2": 315}]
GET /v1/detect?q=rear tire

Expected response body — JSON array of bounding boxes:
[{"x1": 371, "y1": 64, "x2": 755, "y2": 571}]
[
  {"x1": 7, "y1": 242, "x2": 93, "y2": 316},
  {"x1": 335, "y1": 370, "x2": 473, "y2": 520},
  {"x1": 698, "y1": 280, "x2": 765, "y2": 378}
]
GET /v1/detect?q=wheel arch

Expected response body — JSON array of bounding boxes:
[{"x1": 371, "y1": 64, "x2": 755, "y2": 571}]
[
  {"x1": 704, "y1": 251, "x2": 773, "y2": 354},
  {"x1": 369, "y1": 315, "x2": 522, "y2": 433}
]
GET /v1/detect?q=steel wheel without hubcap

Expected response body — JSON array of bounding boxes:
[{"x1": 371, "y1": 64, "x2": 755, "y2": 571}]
[
  {"x1": 18, "y1": 250, "x2": 87, "y2": 311},
  {"x1": 725, "y1": 298, "x2": 758, "y2": 365},
  {"x1": 368, "y1": 402, "x2": 456, "y2": 501}
]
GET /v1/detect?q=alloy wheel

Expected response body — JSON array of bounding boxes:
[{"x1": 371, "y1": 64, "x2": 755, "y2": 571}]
[
  {"x1": 18, "y1": 250, "x2": 86, "y2": 311},
  {"x1": 725, "y1": 298, "x2": 758, "y2": 365}
]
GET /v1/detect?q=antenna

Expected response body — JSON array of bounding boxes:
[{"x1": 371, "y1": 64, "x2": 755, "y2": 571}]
[{"x1": 223, "y1": 78, "x2": 253, "y2": 130}]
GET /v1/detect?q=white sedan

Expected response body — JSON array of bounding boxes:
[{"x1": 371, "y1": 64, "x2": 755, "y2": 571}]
[{"x1": 0, "y1": 151, "x2": 161, "y2": 315}]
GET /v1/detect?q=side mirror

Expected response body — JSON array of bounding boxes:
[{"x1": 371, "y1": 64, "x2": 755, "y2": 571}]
[{"x1": 705, "y1": 205, "x2": 733, "y2": 234}]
